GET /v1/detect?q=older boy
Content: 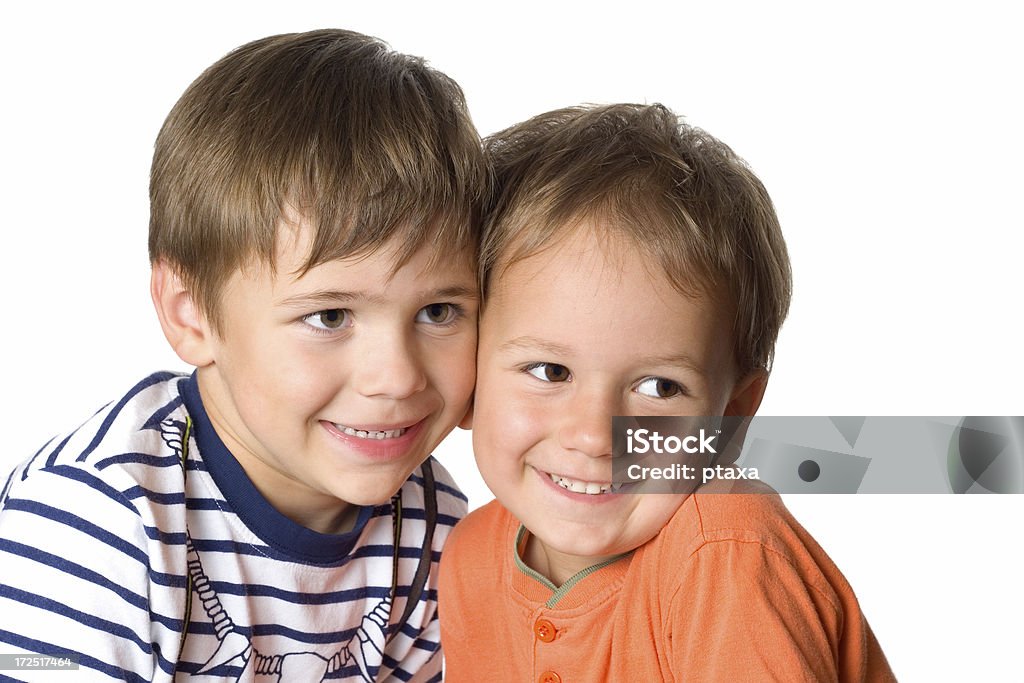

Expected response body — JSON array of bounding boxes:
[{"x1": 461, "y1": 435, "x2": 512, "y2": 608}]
[
  {"x1": 0, "y1": 30, "x2": 486, "y2": 681},
  {"x1": 440, "y1": 104, "x2": 895, "y2": 681}
]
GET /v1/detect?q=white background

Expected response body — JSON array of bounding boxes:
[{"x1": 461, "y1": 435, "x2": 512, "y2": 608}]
[{"x1": 1, "y1": 2, "x2": 1021, "y2": 680}]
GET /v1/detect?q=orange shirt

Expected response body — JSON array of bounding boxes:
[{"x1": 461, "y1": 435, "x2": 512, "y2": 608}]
[{"x1": 440, "y1": 491, "x2": 895, "y2": 682}]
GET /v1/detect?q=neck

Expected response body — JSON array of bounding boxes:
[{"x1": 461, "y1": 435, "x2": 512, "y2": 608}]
[{"x1": 521, "y1": 531, "x2": 618, "y2": 587}]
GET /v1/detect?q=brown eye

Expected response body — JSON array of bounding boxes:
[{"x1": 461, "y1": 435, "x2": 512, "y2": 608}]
[
  {"x1": 527, "y1": 363, "x2": 571, "y2": 383},
  {"x1": 417, "y1": 303, "x2": 454, "y2": 324},
  {"x1": 636, "y1": 377, "x2": 683, "y2": 398},
  {"x1": 304, "y1": 309, "x2": 350, "y2": 331}
]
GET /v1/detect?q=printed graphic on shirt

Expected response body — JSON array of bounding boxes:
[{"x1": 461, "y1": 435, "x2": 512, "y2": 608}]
[{"x1": 185, "y1": 538, "x2": 391, "y2": 682}]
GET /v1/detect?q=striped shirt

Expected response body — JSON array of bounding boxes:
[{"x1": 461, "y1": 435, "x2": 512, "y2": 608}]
[{"x1": 0, "y1": 372, "x2": 466, "y2": 682}]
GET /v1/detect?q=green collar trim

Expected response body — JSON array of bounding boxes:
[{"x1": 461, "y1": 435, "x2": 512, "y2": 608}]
[{"x1": 513, "y1": 525, "x2": 629, "y2": 608}]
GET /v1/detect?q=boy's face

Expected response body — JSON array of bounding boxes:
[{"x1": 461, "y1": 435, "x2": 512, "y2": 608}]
[
  {"x1": 474, "y1": 225, "x2": 764, "y2": 580},
  {"x1": 195, "y1": 220, "x2": 477, "y2": 534}
]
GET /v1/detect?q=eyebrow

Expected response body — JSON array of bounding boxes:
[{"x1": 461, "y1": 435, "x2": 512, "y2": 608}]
[
  {"x1": 277, "y1": 285, "x2": 478, "y2": 308},
  {"x1": 498, "y1": 336, "x2": 575, "y2": 357},
  {"x1": 499, "y1": 335, "x2": 705, "y2": 373},
  {"x1": 638, "y1": 353, "x2": 704, "y2": 374}
]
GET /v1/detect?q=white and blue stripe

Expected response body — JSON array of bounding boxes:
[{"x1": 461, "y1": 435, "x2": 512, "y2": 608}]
[{"x1": 0, "y1": 373, "x2": 465, "y2": 682}]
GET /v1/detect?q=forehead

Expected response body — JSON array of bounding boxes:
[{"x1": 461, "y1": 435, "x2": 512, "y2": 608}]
[
  {"x1": 487, "y1": 225, "x2": 702, "y2": 310},
  {"x1": 484, "y1": 227, "x2": 727, "y2": 345}
]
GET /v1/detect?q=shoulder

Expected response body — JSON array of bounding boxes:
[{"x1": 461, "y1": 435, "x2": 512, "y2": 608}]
[
  {"x1": 423, "y1": 456, "x2": 469, "y2": 519},
  {"x1": 445, "y1": 499, "x2": 509, "y2": 554},
  {"x1": 649, "y1": 485, "x2": 855, "y2": 623},
  {"x1": 655, "y1": 490, "x2": 894, "y2": 680},
  {"x1": 1, "y1": 372, "x2": 192, "y2": 584},
  {"x1": 665, "y1": 483, "x2": 826, "y2": 563},
  {"x1": 8, "y1": 372, "x2": 189, "y2": 481},
  {"x1": 396, "y1": 456, "x2": 468, "y2": 531},
  {"x1": 439, "y1": 500, "x2": 511, "y2": 581},
  {"x1": 438, "y1": 500, "x2": 512, "y2": 640},
  {"x1": 4, "y1": 372, "x2": 191, "y2": 510},
  {"x1": 0, "y1": 373, "x2": 193, "y2": 678}
]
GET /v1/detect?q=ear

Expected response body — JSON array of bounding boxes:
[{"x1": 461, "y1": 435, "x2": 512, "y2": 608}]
[
  {"x1": 150, "y1": 261, "x2": 216, "y2": 368},
  {"x1": 724, "y1": 370, "x2": 768, "y2": 417},
  {"x1": 457, "y1": 397, "x2": 474, "y2": 430}
]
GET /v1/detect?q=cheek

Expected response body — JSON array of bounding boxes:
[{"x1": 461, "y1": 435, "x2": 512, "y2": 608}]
[
  {"x1": 474, "y1": 379, "x2": 550, "y2": 465},
  {"x1": 504, "y1": 393, "x2": 549, "y2": 443},
  {"x1": 431, "y1": 337, "x2": 478, "y2": 405},
  {"x1": 274, "y1": 347, "x2": 338, "y2": 396},
  {"x1": 238, "y1": 343, "x2": 345, "y2": 421}
]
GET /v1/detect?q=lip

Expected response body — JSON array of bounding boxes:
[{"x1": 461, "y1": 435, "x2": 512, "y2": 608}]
[
  {"x1": 321, "y1": 417, "x2": 427, "y2": 462},
  {"x1": 533, "y1": 466, "x2": 624, "y2": 505}
]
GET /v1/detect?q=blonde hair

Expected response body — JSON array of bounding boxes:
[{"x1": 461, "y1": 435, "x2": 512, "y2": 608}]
[
  {"x1": 481, "y1": 103, "x2": 791, "y2": 373},
  {"x1": 149, "y1": 29, "x2": 488, "y2": 330}
]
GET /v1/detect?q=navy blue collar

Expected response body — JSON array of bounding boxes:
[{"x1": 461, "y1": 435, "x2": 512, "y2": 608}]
[{"x1": 180, "y1": 372, "x2": 374, "y2": 564}]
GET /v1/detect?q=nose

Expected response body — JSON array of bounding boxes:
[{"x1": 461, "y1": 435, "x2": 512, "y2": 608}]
[
  {"x1": 350, "y1": 329, "x2": 428, "y2": 400},
  {"x1": 557, "y1": 388, "x2": 616, "y2": 458}
]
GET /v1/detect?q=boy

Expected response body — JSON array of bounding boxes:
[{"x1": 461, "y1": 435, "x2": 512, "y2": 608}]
[
  {"x1": 439, "y1": 104, "x2": 895, "y2": 681},
  {"x1": 0, "y1": 30, "x2": 486, "y2": 681}
]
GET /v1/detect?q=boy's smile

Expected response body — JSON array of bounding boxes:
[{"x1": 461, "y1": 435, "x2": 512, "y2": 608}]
[
  {"x1": 473, "y1": 225, "x2": 764, "y2": 584},
  {"x1": 192, "y1": 221, "x2": 478, "y2": 534}
]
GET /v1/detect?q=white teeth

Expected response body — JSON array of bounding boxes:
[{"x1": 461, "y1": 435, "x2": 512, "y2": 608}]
[
  {"x1": 547, "y1": 472, "x2": 620, "y2": 495},
  {"x1": 337, "y1": 425, "x2": 407, "y2": 440}
]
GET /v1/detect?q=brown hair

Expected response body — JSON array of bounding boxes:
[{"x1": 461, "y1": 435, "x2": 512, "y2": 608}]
[
  {"x1": 149, "y1": 29, "x2": 488, "y2": 330},
  {"x1": 481, "y1": 103, "x2": 791, "y2": 373}
]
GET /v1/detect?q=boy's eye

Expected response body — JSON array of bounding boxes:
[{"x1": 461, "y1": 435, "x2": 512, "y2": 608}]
[
  {"x1": 303, "y1": 309, "x2": 351, "y2": 331},
  {"x1": 526, "y1": 363, "x2": 571, "y2": 383},
  {"x1": 416, "y1": 302, "x2": 458, "y2": 325},
  {"x1": 636, "y1": 377, "x2": 683, "y2": 398}
]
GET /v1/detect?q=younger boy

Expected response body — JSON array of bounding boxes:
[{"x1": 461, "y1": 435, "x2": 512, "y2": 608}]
[
  {"x1": 0, "y1": 30, "x2": 486, "y2": 681},
  {"x1": 440, "y1": 104, "x2": 895, "y2": 681}
]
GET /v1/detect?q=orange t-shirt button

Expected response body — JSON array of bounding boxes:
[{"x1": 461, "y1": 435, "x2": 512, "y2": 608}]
[
  {"x1": 539, "y1": 672, "x2": 561, "y2": 683},
  {"x1": 533, "y1": 618, "x2": 557, "y2": 643}
]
